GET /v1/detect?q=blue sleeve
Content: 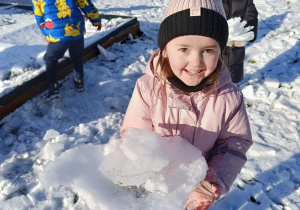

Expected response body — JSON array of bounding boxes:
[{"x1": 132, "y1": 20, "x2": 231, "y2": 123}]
[
  {"x1": 31, "y1": 0, "x2": 46, "y2": 36},
  {"x1": 76, "y1": 0, "x2": 101, "y2": 25}
]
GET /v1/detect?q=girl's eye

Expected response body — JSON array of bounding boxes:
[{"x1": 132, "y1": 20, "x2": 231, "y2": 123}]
[
  {"x1": 179, "y1": 48, "x2": 188, "y2": 52},
  {"x1": 204, "y1": 49, "x2": 214, "y2": 54}
]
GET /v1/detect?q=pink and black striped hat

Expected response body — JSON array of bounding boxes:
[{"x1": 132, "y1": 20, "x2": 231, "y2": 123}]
[{"x1": 158, "y1": 0, "x2": 228, "y2": 51}]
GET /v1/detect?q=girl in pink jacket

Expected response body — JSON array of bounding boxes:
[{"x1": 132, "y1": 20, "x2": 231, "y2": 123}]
[{"x1": 121, "y1": 0, "x2": 252, "y2": 209}]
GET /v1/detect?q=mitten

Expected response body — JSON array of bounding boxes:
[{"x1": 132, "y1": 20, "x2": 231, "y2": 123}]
[
  {"x1": 233, "y1": 41, "x2": 247, "y2": 47},
  {"x1": 193, "y1": 180, "x2": 218, "y2": 202},
  {"x1": 226, "y1": 40, "x2": 247, "y2": 47},
  {"x1": 40, "y1": 22, "x2": 45, "y2": 30},
  {"x1": 184, "y1": 180, "x2": 222, "y2": 210},
  {"x1": 226, "y1": 40, "x2": 234, "y2": 47},
  {"x1": 93, "y1": 23, "x2": 102, "y2": 31}
]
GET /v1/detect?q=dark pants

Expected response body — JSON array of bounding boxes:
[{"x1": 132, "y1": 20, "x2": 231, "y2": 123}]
[
  {"x1": 43, "y1": 37, "x2": 84, "y2": 84},
  {"x1": 222, "y1": 46, "x2": 245, "y2": 83}
]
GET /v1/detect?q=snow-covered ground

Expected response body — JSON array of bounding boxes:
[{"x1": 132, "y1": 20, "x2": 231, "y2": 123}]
[{"x1": 0, "y1": 0, "x2": 300, "y2": 209}]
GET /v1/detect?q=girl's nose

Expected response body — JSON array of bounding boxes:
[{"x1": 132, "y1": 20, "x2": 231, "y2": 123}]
[{"x1": 190, "y1": 52, "x2": 204, "y2": 67}]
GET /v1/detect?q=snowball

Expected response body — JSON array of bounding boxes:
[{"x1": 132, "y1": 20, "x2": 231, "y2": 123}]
[{"x1": 227, "y1": 17, "x2": 254, "y2": 42}]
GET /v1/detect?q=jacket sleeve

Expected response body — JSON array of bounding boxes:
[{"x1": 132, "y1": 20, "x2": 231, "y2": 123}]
[
  {"x1": 31, "y1": 0, "x2": 46, "y2": 36},
  {"x1": 120, "y1": 77, "x2": 154, "y2": 137},
  {"x1": 206, "y1": 92, "x2": 252, "y2": 194},
  {"x1": 243, "y1": 0, "x2": 258, "y2": 42},
  {"x1": 76, "y1": 0, "x2": 101, "y2": 25}
]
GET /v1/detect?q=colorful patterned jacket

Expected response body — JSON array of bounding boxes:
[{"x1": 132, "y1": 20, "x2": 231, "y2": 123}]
[{"x1": 31, "y1": 0, "x2": 101, "y2": 42}]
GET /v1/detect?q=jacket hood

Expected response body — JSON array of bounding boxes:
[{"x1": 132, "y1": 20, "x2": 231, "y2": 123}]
[{"x1": 145, "y1": 49, "x2": 232, "y2": 92}]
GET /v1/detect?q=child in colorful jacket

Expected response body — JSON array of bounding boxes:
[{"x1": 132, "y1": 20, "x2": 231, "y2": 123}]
[
  {"x1": 31, "y1": 0, "x2": 101, "y2": 102},
  {"x1": 121, "y1": 0, "x2": 252, "y2": 209}
]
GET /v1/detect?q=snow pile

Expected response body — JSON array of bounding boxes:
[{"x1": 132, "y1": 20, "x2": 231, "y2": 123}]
[{"x1": 38, "y1": 128, "x2": 207, "y2": 209}]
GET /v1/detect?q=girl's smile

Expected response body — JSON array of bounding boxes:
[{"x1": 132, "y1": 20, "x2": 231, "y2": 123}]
[{"x1": 185, "y1": 69, "x2": 204, "y2": 75}]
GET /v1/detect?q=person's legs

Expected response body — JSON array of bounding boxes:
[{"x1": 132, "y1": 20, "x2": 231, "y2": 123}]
[
  {"x1": 69, "y1": 37, "x2": 84, "y2": 76},
  {"x1": 44, "y1": 42, "x2": 68, "y2": 84},
  {"x1": 69, "y1": 37, "x2": 85, "y2": 92},
  {"x1": 43, "y1": 42, "x2": 68, "y2": 102}
]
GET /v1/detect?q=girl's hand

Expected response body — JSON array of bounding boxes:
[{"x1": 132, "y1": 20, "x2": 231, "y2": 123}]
[
  {"x1": 183, "y1": 181, "x2": 222, "y2": 210},
  {"x1": 184, "y1": 191, "x2": 213, "y2": 210}
]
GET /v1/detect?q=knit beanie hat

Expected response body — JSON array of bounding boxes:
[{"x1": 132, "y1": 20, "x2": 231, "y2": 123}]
[{"x1": 158, "y1": 0, "x2": 228, "y2": 51}]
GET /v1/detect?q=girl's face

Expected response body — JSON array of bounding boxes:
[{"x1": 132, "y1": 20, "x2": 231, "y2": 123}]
[{"x1": 164, "y1": 35, "x2": 221, "y2": 86}]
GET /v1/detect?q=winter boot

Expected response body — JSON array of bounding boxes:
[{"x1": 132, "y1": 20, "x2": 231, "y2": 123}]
[
  {"x1": 73, "y1": 71, "x2": 84, "y2": 92},
  {"x1": 45, "y1": 82, "x2": 61, "y2": 103}
]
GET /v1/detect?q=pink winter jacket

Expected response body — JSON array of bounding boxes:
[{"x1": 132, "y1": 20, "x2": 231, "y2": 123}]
[{"x1": 121, "y1": 50, "x2": 252, "y2": 193}]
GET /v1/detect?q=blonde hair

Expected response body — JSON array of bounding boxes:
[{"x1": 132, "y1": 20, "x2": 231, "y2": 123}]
[{"x1": 153, "y1": 49, "x2": 223, "y2": 96}]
